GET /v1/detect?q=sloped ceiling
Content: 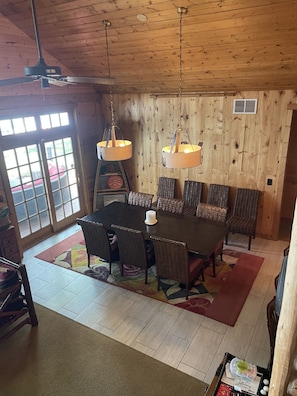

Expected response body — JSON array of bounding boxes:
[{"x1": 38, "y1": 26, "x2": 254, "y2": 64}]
[{"x1": 0, "y1": 0, "x2": 297, "y2": 95}]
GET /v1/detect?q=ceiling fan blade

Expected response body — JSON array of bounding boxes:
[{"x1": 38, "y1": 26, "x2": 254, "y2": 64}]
[
  {"x1": 46, "y1": 77, "x2": 73, "y2": 87},
  {"x1": 62, "y1": 76, "x2": 116, "y2": 85},
  {"x1": 0, "y1": 77, "x2": 37, "y2": 87}
]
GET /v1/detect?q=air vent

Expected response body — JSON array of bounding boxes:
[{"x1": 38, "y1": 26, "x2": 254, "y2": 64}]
[{"x1": 233, "y1": 99, "x2": 257, "y2": 114}]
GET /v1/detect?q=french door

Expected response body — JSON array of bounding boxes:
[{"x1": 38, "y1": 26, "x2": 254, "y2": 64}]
[{"x1": 0, "y1": 110, "x2": 85, "y2": 248}]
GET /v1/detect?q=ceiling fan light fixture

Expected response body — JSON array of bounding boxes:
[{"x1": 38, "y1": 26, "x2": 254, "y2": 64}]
[
  {"x1": 41, "y1": 78, "x2": 50, "y2": 89},
  {"x1": 162, "y1": 7, "x2": 201, "y2": 169}
]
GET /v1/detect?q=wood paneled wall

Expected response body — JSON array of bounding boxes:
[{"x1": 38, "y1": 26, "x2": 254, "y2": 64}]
[
  {"x1": 0, "y1": 89, "x2": 295, "y2": 240},
  {"x1": 101, "y1": 90, "x2": 297, "y2": 240}
]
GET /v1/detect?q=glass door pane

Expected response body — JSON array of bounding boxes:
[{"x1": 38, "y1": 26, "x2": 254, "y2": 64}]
[
  {"x1": 44, "y1": 137, "x2": 80, "y2": 223},
  {"x1": 4, "y1": 137, "x2": 82, "y2": 240},
  {"x1": 4, "y1": 144, "x2": 50, "y2": 238}
]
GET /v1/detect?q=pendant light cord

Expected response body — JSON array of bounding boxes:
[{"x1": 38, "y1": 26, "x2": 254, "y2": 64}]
[
  {"x1": 179, "y1": 9, "x2": 183, "y2": 128},
  {"x1": 103, "y1": 20, "x2": 115, "y2": 127}
]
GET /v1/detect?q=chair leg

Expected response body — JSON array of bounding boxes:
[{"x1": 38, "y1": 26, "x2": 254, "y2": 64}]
[
  {"x1": 145, "y1": 269, "x2": 148, "y2": 284},
  {"x1": 248, "y1": 235, "x2": 252, "y2": 250},
  {"x1": 87, "y1": 254, "x2": 91, "y2": 267},
  {"x1": 212, "y1": 254, "x2": 216, "y2": 277},
  {"x1": 200, "y1": 268, "x2": 205, "y2": 282},
  {"x1": 109, "y1": 261, "x2": 112, "y2": 274},
  {"x1": 157, "y1": 276, "x2": 161, "y2": 291},
  {"x1": 186, "y1": 285, "x2": 189, "y2": 300},
  {"x1": 225, "y1": 232, "x2": 229, "y2": 245}
]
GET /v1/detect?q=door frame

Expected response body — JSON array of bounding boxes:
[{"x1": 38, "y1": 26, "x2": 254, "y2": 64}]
[{"x1": 0, "y1": 107, "x2": 87, "y2": 250}]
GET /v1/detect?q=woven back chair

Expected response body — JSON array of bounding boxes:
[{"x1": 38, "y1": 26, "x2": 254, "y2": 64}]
[
  {"x1": 150, "y1": 235, "x2": 204, "y2": 300},
  {"x1": 111, "y1": 224, "x2": 155, "y2": 284},
  {"x1": 151, "y1": 176, "x2": 176, "y2": 209},
  {"x1": 196, "y1": 203, "x2": 227, "y2": 277},
  {"x1": 156, "y1": 197, "x2": 184, "y2": 214},
  {"x1": 207, "y1": 183, "x2": 230, "y2": 208},
  {"x1": 157, "y1": 177, "x2": 176, "y2": 199},
  {"x1": 196, "y1": 203, "x2": 227, "y2": 223},
  {"x1": 226, "y1": 188, "x2": 260, "y2": 250},
  {"x1": 182, "y1": 180, "x2": 203, "y2": 216},
  {"x1": 76, "y1": 218, "x2": 119, "y2": 273},
  {"x1": 128, "y1": 191, "x2": 154, "y2": 208}
]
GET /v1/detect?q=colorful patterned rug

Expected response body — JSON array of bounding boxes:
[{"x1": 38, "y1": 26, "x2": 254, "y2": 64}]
[{"x1": 36, "y1": 231, "x2": 264, "y2": 326}]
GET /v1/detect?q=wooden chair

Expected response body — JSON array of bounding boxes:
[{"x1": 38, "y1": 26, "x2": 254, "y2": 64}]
[
  {"x1": 226, "y1": 188, "x2": 260, "y2": 250},
  {"x1": 76, "y1": 218, "x2": 119, "y2": 273},
  {"x1": 182, "y1": 180, "x2": 203, "y2": 216},
  {"x1": 156, "y1": 197, "x2": 184, "y2": 214},
  {"x1": 196, "y1": 203, "x2": 227, "y2": 277},
  {"x1": 128, "y1": 191, "x2": 154, "y2": 208},
  {"x1": 0, "y1": 258, "x2": 38, "y2": 342},
  {"x1": 111, "y1": 224, "x2": 155, "y2": 284},
  {"x1": 150, "y1": 235, "x2": 205, "y2": 300},
  {"x1": 207, "y1": 183, "x2": 230, "y2": 208}
]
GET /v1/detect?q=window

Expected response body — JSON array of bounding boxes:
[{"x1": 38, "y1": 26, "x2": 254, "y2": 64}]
[{"x1": 0, "y1": 111, "x2": 70, "y2": 136}]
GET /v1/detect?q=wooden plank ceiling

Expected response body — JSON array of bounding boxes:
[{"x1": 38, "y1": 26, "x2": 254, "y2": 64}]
[{"x1": 0, "y1": 0, "x2": 297, "y2": 94}]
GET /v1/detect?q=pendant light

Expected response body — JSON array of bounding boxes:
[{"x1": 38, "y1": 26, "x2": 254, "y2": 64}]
[
  {"x1": 97, "y1": 20, "x2": 132, "y2": 161},
  {"x1": 162, "y1": 7, "x2": 201, "y2": 169}
]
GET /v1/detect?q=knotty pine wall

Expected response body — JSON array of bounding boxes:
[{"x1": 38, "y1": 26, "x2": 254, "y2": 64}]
[
  {"x1": 101, "y1": 90, "x2": 297, "y2": 240},
  {"x1": 0, "y1": 89, "x2": 296, "y2": 241}
]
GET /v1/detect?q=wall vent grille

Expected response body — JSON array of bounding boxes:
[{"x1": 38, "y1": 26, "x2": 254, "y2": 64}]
[{"x1": 233, "y1": 99, "x2": 258, "y2": 114}]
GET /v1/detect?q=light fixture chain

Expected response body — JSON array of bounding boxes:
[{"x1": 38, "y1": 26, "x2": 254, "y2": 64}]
[
  {"x1": 179, "y1": 9, "x2": 183, "y2": 127},
  {"x1": 103, "y1": 20, "x2": 115, "y2": 126}
]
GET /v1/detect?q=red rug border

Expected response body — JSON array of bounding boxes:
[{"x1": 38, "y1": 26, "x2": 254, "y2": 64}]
[{"x1": 204, "y1": 253, "x2": 264, "y2": 325}]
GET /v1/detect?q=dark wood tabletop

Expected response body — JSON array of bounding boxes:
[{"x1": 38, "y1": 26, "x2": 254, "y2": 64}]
[{"x1": 82, "y1": 201, "x2": 227, "y2": 259}]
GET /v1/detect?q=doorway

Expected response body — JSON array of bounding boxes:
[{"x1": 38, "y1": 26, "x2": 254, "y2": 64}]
[{"x1": 0, "y1": 110, "x2": 85, "y2": 248}]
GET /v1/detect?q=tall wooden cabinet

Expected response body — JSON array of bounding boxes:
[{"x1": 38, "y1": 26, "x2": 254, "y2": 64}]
[{"x1": 93, "y1": 160, "x2": 130, "y2": 211}]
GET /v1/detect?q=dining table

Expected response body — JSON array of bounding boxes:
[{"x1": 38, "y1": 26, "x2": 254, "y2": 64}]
[{"x1": 81, "y1": 201, "x2": 228, "y2": 261}]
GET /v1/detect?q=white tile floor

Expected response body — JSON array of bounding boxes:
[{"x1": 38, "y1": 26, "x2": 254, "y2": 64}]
[{"x1": 23, "y1": 223, "x2": 288, "y2": 385}]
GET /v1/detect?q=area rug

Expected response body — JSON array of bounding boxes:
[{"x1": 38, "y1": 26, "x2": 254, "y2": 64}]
[{"x1": 36, "y1": 231, "x2": 264, "y2": 326}]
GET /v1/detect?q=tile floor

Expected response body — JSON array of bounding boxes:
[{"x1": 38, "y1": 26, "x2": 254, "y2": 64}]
[{"x1": 23, "y1": 223, "x2": 289, "y2": 385}]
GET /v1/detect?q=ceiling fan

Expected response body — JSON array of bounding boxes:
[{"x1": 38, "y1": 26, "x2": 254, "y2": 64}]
[{"x1": 0, "y1": 0, "x2": 115, "y2": 88}]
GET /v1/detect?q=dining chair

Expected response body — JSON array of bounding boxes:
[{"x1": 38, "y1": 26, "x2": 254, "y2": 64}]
[
  {"x1": 196, "y1": 202, "x2": 228, "y2": 223},
  {"x1": 111, "y1": 224, "x2": 155, "y2": 284},
  {"x1": 157, "y1": 176, "x2": 176, "y2": 199},
  {"x1": 206, "y1": 183, "x2": 230, "y2": 208},
  {"x1": 128, "y1": 191, "x2": 154, "y2": 208},
  {"x1": 151, "y1": 176, "x2": 176, "y2": 209},
  {"x1": 182, "y1": 180, "x2": 203, "y2": 216},
  {"x1": 76, "y1": 218, "x2": 119, "y2": 274},
  {"x1": 156, "y1": 197, "x2": 184, "y2": 214},
  {"x1": 150, "y1": 235, "x2": 205, "y2": 300},
  {"x1": 226, "y1": 188, "x2": 260, "y2": 250},
  {"x1": 196, "y1": 203, "x2": 227, "y2": 277}
]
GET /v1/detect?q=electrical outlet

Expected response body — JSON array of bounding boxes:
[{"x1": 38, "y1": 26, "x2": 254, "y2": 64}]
[{"x1": 267, "y1": 179, "x2": 273, "y2": 186}]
